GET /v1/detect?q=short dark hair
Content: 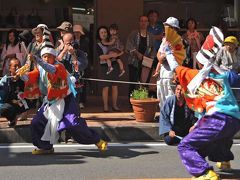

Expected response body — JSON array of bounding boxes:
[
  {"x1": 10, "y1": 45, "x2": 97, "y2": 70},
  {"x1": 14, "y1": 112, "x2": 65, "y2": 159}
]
[
  {"x1": 147, "y1": 10, "x2": 159, "y2": 17},
  {"x1": 186, "y1": 18, "x2": 198, "y2": 29},
  {"x1": 9, "y1": 57, "x2": 21, "y2": 68},
  {"x1": 109, "y1": 23, "x2": 118, "y2": 30}
]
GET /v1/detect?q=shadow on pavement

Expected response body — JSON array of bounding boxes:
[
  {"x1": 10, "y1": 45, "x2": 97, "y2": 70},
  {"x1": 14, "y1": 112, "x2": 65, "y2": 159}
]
[
  {"x1": 0, "y1": 145, "x2": 158, "y2": 166},
  {"x1": 75, "y1": 146, "x2": 159, "y2": 159},
  {"x1": 218, "y1": 169, "x2": 240, "y2": 179},
  {"x1": 0, "y1": 151, "x2": 86, "y2": 166}
]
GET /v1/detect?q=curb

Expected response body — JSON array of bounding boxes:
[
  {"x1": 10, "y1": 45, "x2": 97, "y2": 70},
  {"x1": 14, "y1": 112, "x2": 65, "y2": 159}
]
[{"x1": 0, "y1": 125, "x2": 240, "y2": 143}]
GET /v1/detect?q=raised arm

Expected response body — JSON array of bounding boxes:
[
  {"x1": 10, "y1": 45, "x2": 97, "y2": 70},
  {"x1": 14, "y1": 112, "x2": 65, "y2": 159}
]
[{"x1": 33, "y1": 55, "x2": 56, "y2": 73}]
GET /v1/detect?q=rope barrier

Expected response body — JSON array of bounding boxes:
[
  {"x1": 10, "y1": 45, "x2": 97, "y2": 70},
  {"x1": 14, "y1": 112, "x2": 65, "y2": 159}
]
[
  {"x1": 2, "y1": 75, "x2": 240, "y2": 90},
  {"x1": 81, "y1": 77, "x2": 240, "y2": 90},
  {"x1": 81, "y1": 77, "x2": 174, "y2": 86}
]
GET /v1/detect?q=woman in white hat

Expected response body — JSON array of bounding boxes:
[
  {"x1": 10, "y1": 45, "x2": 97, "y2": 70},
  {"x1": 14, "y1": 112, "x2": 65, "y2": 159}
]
[{"x1": 156, "y1": 17, "x2": 181, "y2": 108}]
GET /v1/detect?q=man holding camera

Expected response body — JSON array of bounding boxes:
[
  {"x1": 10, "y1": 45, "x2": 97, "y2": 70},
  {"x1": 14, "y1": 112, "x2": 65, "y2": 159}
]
[{"x1": 57, "y1": 32, "x2": 88, "y2": 73}]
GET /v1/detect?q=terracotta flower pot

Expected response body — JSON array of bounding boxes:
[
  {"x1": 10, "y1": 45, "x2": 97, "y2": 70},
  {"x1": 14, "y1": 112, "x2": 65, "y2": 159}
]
[{"x1": 130, "y1": 98, "x2": 160, "y2": 122}]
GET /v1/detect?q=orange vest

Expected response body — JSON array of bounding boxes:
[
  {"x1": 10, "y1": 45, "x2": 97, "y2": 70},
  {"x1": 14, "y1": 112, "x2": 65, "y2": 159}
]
[
  {"x1": 23, "y1": 68, "x2": 41, "y2": 99},
  {"x1": 23, "y1": 63, "x2": 69, "y2": 101},
  {"x1": 47, "y1": 63, "x2": 69, "y2": 101}
]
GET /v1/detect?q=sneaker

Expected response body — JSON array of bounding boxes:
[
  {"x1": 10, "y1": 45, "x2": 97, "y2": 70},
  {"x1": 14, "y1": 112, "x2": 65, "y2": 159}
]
[
  {"x1": 79, "y1": 103, "x2": 85, "y2": 109},
  {"x1": 106, "y1": 67, "x2": 114, "y2": 75},
  {"x1": 32, "y1": 148, "x2": 54, "y2": 155},
  {"x1": 192, "y1": 170, "x2": 220, "y2": 180},
  {"x1": 216, "y1": 161, "x2": 231, "y2": 171},
  {"x1": 119, "y1": 70, "x2": 125, "y2": 77},
  {"x1": 95, "y1": 139, "x2": 108, "y2": 151}
]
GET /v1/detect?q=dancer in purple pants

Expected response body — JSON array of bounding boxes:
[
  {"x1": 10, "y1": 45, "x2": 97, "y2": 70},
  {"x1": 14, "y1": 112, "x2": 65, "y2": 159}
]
[
  {"x1": 20, "y1": 26, "x2": 107, "y2": 155},
  {"x1": 162, "y1": 26, "x2": 240, "y2": 180}
]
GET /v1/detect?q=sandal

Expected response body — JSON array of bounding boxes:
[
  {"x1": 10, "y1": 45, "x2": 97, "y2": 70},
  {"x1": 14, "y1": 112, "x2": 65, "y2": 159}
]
[
  {"x1": 96, "y1": 139, "x2": 108, "y2": 151},
  {"x1": 32, "y1": 148, "x2": 54, "y2": 155}
]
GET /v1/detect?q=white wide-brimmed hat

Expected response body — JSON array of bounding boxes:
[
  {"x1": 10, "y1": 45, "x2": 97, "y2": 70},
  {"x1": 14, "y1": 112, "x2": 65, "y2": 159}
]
[{"x1": 163, "y1": 17, "x2": 180, "y2": 29}]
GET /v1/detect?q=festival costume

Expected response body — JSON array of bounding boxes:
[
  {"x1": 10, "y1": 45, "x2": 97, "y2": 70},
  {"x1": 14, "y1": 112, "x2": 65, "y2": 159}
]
[
  {"x1": 22, "y1": 26, "x2": 107, "y2": 154},
  {"x1": 176, "y1": 67, "x2": 240, "y2": 177},
  {"x1": 23, "y1": 57, "x2": 104, "y2": 153},
  {"x1": 163, "y1": 27, "x2": 240, "y2": 179}
]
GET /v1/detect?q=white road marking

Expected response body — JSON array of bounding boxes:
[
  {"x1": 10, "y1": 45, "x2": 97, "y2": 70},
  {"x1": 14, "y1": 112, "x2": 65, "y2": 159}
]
[
  {"x1": 0, "y1": 142, "x2": 167, "y2": 149},
  {"x1": 0, "y1": 142, "x2": 239, "y2": 149}
]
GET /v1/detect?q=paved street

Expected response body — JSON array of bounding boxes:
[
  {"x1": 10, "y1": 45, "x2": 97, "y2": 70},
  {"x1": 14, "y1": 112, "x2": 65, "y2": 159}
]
[{"x1": 0, "y1": 142, "x2": 240, "y2": 180}]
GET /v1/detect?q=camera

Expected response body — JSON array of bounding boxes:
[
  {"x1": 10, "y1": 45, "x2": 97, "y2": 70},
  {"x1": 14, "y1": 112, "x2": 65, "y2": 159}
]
[
  {"x1": 71, "y1": 42, "x2": 79, "y2": 49},
  {"x1": 18, "y1": 30, "x2": 34, "y2": 46}
]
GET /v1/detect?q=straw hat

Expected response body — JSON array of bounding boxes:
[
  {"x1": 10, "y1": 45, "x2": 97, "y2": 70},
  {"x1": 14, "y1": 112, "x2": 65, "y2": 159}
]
[{"x1": 57, "y1": 21, "x2": 72, "y2": 32}]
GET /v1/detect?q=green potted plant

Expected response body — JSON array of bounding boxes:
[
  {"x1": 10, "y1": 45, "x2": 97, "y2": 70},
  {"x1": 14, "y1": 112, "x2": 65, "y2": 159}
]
[{"x1": 130, "y1": 87, "x2": 159, "y2": 122}]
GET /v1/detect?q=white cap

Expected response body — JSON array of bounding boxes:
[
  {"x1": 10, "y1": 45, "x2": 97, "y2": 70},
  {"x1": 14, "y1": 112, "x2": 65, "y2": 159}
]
[
  {"x1": 163, "y1": 17, "x2": 180, "y2": 29},
  {"x1": 40, "y1": 47, "x2": 57, "y2": 57}
]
